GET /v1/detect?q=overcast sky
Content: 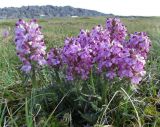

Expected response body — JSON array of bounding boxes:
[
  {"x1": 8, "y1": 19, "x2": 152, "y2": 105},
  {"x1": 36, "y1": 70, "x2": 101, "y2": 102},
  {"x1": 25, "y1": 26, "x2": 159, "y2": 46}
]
[{"x1": 0, "y1": 0, "x2": 159, "y2": 16}]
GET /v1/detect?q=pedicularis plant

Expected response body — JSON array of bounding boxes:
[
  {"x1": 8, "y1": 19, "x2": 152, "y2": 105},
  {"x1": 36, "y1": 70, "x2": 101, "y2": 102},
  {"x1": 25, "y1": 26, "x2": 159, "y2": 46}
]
[
  {"x1": 14, "y1": 18, "x2": 151, "y2": 126},
  {"x1": 48, "y1": 18, "x2": 151, "y2": 84},
  {"x1": 15, "y1": 19, "x2": 46, "y2": 73},
  {"x1": 15, "y1": 18, "x2": 151, "y2": 85},
  {"x1": 15, "y1": 19, "x2": 47, "y2": 87}
]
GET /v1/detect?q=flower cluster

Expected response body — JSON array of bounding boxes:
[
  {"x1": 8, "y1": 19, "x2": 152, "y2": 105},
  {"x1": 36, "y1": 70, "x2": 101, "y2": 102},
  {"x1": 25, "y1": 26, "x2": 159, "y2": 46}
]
[
  {"x1": 61, "y1": 18, "x2": 126, "y2": 81},
  {"x1": 62, "y1": 36, "x2": 93, "y2": 80},
  {"x1": 106, "y1": 18, "x2": 127, "y2": 42},
  {"x1": 118, "y1": 32, "x2": 151, "y2": 84},
  {"x1": 15, "y1": 19, "x2": 46, "y2": 73},
  {"x1": 60, "y1": 18, "x2": 151, "y2": 84},
  {"x1": 128, "y1": 32, "x2": 151, "y2": 59}
]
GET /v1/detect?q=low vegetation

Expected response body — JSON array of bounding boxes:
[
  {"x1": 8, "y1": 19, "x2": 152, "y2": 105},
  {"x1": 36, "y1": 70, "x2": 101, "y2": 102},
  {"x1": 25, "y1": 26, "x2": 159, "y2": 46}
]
[{"x1": 0, "y1": 17, "x2": 160, "y2": 127}]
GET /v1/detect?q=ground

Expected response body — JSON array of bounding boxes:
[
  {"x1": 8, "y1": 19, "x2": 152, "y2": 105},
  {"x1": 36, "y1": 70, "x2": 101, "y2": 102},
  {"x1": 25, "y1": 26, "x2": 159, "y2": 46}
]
[{"x1": 0, "y1": 17, "x2": 160, "y2": 127}]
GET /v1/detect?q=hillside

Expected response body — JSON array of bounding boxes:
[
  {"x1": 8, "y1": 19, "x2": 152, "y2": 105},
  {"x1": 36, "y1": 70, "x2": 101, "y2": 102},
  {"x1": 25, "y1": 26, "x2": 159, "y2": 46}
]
[{"x1": 0, "y1": 5, "x2": 112, "y2": 19}]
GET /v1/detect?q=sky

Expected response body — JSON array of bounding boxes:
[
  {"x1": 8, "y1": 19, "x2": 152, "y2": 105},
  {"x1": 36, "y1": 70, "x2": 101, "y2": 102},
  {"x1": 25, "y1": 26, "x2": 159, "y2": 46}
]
[{"x1": 0, "y1": 0, "x2": 159, "y2": 16}]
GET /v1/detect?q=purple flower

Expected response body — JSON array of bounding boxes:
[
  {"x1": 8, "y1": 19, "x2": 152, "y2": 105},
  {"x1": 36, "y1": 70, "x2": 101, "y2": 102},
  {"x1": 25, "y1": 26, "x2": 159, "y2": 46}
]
[
  {"x1": 106, "y1": 18, "x2": 127, "y2": 42},
  {"x1": 2, "y1": 29, "x2": 9, "y2": 38},
  {"x1": 106, "y1": 71, "x2": 116, "y2": 79},
  {"x1": 15, "y1": 19, "x2": 46, "y2": 73},
  {"x1": 47, "y1": 48, "x2": 62, "y2": 68},
  {"x1": 128, "y1": 32, "x2": 151, "y2": 59},
  {"x1": 21, "y1": 64, "x2": 32, "y2": 73},
  {"x1": 62, "y1": 36, "x2": 93, "y2": 80},
  {"x1": 131, "y1": 76, "x2": 142, "y2": 84}
]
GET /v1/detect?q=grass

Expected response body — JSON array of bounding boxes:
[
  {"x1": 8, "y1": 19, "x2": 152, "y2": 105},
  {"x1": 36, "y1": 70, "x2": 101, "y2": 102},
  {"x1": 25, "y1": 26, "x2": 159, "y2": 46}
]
[{"x1": 0, "y1": 16, "x2": 160, "y2": 126}]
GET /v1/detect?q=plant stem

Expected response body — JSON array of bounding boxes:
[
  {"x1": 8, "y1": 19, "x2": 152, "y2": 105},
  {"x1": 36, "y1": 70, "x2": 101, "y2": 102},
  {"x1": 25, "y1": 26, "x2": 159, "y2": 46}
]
[
  {"x1": 55, "y1": 68, "x2": 61, "y2": 84},
  {"x1": 90, "y1": 69, "x2": 95, "y2": 94},
  {"x1": 102, "y1": 80, "x2": 107, "y2": 104},
  {"x1": 32, "y1": 67, "x2": 37, "y2": 88}
]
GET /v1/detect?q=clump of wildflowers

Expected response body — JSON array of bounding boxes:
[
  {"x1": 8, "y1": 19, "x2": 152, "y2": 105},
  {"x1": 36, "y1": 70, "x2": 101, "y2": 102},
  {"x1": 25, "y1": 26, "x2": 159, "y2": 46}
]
[
  {"x1": 14, "y1": 18, "x2": 151, "y2": 84},
  {"x1": 60, "y1": 18, "x2": 151, "y2": 84},
  {"x1": 15, "y1": 19, "x2": 46, "y2": 73}
]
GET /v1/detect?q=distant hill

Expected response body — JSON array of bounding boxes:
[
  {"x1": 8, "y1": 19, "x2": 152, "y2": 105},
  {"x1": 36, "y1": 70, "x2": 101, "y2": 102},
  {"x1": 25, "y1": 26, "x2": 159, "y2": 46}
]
[{"x1": 0, "y1": 5, "x2": 113, "y2": 19}]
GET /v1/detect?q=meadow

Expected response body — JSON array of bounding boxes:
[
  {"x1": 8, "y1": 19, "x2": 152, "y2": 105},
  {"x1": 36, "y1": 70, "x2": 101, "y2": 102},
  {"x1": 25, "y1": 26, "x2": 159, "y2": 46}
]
[{"x1": 0, "y1": 16, "x2": 160, "y2": 127}]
